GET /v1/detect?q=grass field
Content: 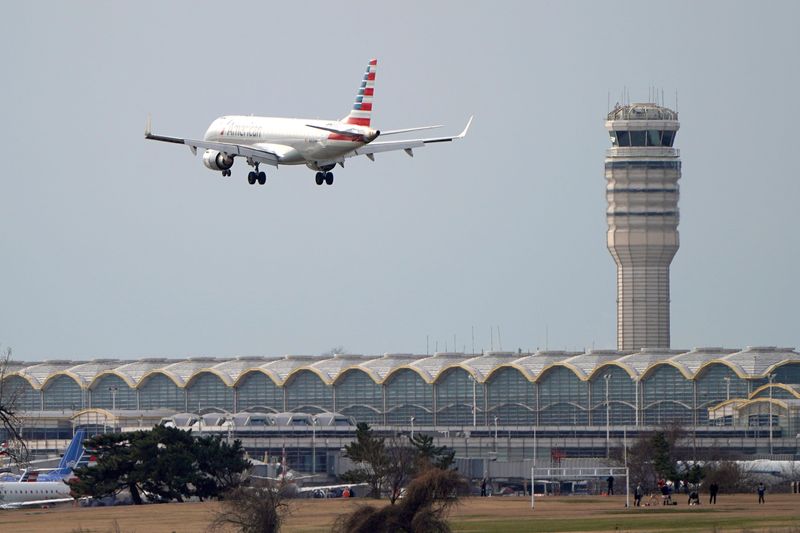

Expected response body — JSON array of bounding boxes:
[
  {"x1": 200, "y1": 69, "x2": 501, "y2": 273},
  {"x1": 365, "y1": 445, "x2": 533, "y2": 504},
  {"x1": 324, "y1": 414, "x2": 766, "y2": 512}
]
[{"x1": 1, "y1": 493, "x2": 799, "y2": 532}]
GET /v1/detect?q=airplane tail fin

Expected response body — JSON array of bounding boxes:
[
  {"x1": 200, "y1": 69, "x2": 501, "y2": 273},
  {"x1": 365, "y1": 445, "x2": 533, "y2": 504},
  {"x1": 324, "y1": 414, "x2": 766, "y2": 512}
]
[
  {"x1": 342, "y1": 59, "x2": 376, "y2": 127},
  {"x1": 47, "y1": 429, "x2": 85, "y2": 478}
]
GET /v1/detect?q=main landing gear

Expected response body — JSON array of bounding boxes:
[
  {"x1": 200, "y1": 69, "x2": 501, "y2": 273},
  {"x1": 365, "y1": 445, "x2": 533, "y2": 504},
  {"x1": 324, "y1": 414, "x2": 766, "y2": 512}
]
[
  {"x1": 247, "y1": 163, "x2": 266, "y2": 185},
  {"x1": 221, "y1": 169, "x2": 232, "y2": 177},
  {"x1": 315, "y1": 172, "x2": 334, "y2": 186}
]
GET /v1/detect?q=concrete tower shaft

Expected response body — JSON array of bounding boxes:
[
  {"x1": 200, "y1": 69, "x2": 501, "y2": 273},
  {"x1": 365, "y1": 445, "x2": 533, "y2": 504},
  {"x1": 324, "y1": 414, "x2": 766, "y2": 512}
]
[{"x1": 605, "y1": 103, "x2": 681, "y2": 350}]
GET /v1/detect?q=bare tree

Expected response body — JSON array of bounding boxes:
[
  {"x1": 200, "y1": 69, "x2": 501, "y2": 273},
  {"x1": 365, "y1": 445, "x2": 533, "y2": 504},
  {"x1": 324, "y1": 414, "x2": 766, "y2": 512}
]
[
  {"x1": 208, "y1": 481, "x2": 291, "y2": 533},
  {"x1": 332, "y1": 467, "x2": 468, "y2": 533},
  {"x1": 385, "y1": 436, "x2": 417, "y2": 504},
  {"x1": 0, "y1": 347, "x2": 28, "y2": 465}
]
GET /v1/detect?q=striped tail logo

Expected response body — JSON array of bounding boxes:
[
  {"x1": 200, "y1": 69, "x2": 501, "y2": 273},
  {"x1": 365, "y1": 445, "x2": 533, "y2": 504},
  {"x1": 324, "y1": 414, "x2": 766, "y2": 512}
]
[{"x1": 343, "y1": 59, "x2": 376, "y2": 126}]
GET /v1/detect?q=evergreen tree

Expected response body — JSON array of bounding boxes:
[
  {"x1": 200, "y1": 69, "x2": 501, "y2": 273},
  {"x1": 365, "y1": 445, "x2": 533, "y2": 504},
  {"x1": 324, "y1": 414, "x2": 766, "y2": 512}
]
[{"x1": 341, "y1": 423, "x2": 390, "y2": 498}]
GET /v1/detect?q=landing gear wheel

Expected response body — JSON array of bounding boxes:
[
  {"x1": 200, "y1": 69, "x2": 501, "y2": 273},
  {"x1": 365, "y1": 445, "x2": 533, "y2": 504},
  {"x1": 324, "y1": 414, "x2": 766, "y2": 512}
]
[
  {"x1": 324, "y1": 172, "x2": 334, "y2": 185},
  {"x1": 257, "y1": 171, "x2": 266, "y2": 185},
  {"x1": 222, "y1": 169, "x2": 231, "y2": 177},
  {"x1": 315, "y1": 172, "x2": 324, "y2": 185},
  {"x1": 247, "y1": 171, "x2": 256, "y2": 185}
]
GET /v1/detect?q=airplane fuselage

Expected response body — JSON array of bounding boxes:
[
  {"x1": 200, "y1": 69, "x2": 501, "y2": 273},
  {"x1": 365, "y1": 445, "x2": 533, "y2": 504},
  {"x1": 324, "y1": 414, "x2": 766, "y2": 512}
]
[
  {"x1": 0, "y1": 480, "x2": 72, "y2": 507},
  {"x1": 203, "y1": 116, "x2": 371, "y2": 167}
]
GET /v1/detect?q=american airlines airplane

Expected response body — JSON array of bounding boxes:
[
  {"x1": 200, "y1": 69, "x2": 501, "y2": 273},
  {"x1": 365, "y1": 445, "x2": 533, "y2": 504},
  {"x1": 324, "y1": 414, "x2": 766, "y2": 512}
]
[{"x1": 145, "y1": 59, "x2": 471, "y2": 186}]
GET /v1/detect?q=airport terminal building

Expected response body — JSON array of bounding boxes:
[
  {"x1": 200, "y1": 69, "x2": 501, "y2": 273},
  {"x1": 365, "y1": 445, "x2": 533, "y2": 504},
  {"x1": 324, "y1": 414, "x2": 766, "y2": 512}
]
[{"x1": 4, "y1": 346, "x2": 800, "y2": 472}]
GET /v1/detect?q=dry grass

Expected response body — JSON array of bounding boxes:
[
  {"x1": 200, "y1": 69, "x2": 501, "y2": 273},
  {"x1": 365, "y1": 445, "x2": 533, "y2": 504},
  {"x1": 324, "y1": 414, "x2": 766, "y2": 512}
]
[{"x1": 1, "y1": 493, "x2": 799, "y2": 532}]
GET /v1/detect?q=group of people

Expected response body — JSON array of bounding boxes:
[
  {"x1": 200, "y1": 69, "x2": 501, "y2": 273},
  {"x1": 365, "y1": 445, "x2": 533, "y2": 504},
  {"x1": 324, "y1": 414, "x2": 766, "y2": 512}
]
[{"x1": 631, "y1": 480, "x2": 768, "y2": 506}]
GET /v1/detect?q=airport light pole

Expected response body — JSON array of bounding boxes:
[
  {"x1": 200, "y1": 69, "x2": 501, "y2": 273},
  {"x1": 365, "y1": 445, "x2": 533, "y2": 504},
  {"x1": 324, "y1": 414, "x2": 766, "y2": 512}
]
[
  {"x1": 604, "y1": 373, "x2": 611, "y2": 458},
  {"x1": 494, "y1": 416, "x2": 499, "y2": 451},
  {"x1": 723, "y1": 376, "x2": 731, "y2": 401},
  {"x1": 468, "y1": 374, "x2": 477, "y2": 428},
  {"x1": 312, "y1": 416, "x2": 318, "y2": 474},
  {"x1": 410, "y1": 416, "x2": 415, "y2": 439},
  {"x1": 107, "y1": 386, "x2": 118, "y2": 411},
  {"x1": 768, "y1": 374, "x2": 775, "y2": 455}
]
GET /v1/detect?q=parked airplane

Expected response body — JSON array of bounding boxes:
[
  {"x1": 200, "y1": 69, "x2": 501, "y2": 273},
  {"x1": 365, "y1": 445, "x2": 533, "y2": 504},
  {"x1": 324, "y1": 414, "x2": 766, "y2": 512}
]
[
  {"x1": 0, "y1": 430, "x2": 86, "y2": 508},
  {"x1": 145, "y1": 59, "x2": 471, "y2": 186}
]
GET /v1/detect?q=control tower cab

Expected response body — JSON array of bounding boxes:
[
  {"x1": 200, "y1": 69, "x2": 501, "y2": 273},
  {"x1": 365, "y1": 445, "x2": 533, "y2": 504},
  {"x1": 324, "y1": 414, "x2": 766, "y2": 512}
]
[{"x1": 605, "y1": 103, "x2": 681, "y2": 351}]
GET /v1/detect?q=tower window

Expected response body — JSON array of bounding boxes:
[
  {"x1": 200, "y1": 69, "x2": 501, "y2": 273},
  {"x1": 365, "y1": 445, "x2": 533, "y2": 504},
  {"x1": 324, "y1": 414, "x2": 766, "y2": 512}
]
[
  {"x1": 647, "y1": 130, "x2": 662, "y2": 146},
  {"x1": 661, "y1": 130, "x2": 675, "y2": 146},
  {"x1": 629, "y1": 131, "x2": 646, "y2": 146},
  {"x1": 615, "y1": 131, "x2": 630, "y2": 146}
]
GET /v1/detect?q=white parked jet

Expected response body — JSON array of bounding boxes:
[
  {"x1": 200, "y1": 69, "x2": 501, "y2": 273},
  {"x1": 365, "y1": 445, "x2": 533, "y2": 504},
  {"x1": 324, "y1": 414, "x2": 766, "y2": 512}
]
[{"x1": 145, "y1": 59, "x2": 471, "y2": 186}]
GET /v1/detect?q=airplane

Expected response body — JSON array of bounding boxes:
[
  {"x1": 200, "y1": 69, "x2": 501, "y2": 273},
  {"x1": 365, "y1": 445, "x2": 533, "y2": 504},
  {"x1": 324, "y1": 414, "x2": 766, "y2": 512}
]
[
  {"x1": 0, "y1": 430, "x2": 87, "y2": 509},
  {"x1": 0, "y1": 479, "x2": 73, "y2": 509},
  {"x1": 145, "y1": 59, "x2": 472, "y2": 186}
]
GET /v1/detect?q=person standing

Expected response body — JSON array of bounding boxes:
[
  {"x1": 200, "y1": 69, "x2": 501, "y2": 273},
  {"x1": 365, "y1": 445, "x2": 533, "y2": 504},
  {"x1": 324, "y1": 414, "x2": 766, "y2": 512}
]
[
  {"x1": 607, "y1": 475, "x2": 615, "y2": 496},
  {"x1": 634, "y1": 483, "x2": 643, "y2": 507},
  {"x1": 757, "y1": 482, "x2": 766, "y2": 504},
  {"x1": 709, "y1": 481, "x2": 719, "y2": 504},
  {"x1": 480, "y1": 478, "x2": 487, "y2": 497}
]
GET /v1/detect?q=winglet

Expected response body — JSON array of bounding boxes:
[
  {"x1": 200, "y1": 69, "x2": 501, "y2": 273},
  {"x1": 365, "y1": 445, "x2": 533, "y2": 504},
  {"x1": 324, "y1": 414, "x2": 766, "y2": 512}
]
[
  {"x1": 145, "y1": 114, "x2": 152, "y2": 138},
  {"x1": 456, "y1": 116, "x2": 473, "y2": 139}
]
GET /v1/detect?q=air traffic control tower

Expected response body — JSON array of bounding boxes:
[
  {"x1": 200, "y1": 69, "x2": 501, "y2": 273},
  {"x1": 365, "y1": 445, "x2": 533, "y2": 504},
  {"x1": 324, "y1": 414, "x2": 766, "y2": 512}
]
[{"x1": 605, "y1": 103, "x2": 681, "y2": 350}]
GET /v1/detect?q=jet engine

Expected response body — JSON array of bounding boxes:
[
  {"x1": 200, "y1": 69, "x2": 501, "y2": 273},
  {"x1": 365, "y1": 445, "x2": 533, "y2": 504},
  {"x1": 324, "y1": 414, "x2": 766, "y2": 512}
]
[{"x1": 202, "y1": 150, "x2": 234, "y2": 171}]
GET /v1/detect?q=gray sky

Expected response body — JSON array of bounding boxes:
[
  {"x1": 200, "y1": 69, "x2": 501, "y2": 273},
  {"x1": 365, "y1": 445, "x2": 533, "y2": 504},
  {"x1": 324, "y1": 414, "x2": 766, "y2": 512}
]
[{"x1": 2, "y1": 1, "x2": 798, "y2": 361}]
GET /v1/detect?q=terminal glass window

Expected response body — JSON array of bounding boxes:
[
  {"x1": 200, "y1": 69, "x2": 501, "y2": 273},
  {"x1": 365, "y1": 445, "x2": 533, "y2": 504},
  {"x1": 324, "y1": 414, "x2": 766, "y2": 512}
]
[
  {"x1": 91, "y1": 374, "x2": 137, "y2": 410},
  {"x1": 435, "y1": 367, "x2": 485, "y2": 427},
  {"x1": 42, "y1": 374, "x2": 83, "y2": 411},
  {"x1": 642, "y1": 365, "x2": 693, "y2": 425},
  {"x1": 335, "y1": 370, "x2": 383, "y2": 425},
  {"x1": 187, "y1": 372, "x2": 234, "y2": 412},
  {"x1": 236, "y1": 371, "x2": 283, "y2": 412},
  {"x1": 1, "y1": 376, "x2": 40, "y2": 411},
  {"x1": 538, "y1": 366, "x2": 588, "y2": 425},
  {"x1": 285, "y1": 370, "x2": 332, "y2": 413},
  {"x1": 138, "y1": 373, "x2": 184, "y2": 410},
  {"x1": 695, "y1": 364, "x2": 747, "y2": 424},
  {"x1": 486, "y1": 367, "x2": 535, "y2": 426},
  {"x1": 589, "y1": 367, "x2": 636, "y2": 425},
  {"x1": 385, "y1": 369, "x2": 433, "y2": 425},
  {"x1": 773, "y1": 363, "x2": 800, "y2": 385}
]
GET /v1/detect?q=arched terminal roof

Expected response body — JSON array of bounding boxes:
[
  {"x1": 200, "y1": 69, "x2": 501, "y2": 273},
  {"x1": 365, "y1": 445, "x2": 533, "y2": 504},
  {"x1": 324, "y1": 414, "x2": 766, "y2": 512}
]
[
  {"x1": 616, "y1": 348, "x2": 684, "y2": 378},
  {"x1": 512, "y1": 351, "x2": 584, "y2": 381},
  {"x1": 309, "y1": 354, "x2": 379, "y2": 384},
  {"x1": 5, "y1": 345, "x2": 800, "y2": 390},
  {"x1": 406, "y1": 352, "x2": 472, "y2": 383},
  {"x1": 258, "y1": 355, "x2": 318, "y2": 385},
  {"x1": 157, "y1": 358, "x2": 222, "y2": 387},
  {"x1": 672, "y1": 347, "x2": 739, "y2": 377},
  {"x1": 12, "y1": 360, "x2": 79, "y2": 388},
  {"x1": 211, "y1": 357, "x2": 273, "y2": 386},
  {"x1": 722, "y1": 347, "x2": 800, "y2": 378},
  {"x1": 462, "y1": 352, "x2": 524, "y2": 381},
  {"x1": 564, "y1": 351, "x2": 626, "y2": 380},
  {"x1": 358, "y1": 353, "x2": 422, "y2": 383}
]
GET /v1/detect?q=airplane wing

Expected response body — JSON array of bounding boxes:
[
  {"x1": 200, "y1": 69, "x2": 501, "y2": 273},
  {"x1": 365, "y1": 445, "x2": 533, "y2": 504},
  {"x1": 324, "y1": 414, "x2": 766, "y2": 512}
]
[
  {"x1": 350, "y1": 116, "x2": 472, "y2": 160},
  {"x1": 296, "y1": 482, "x2": 369, "y2": 493},
  {"x1": 145, "y1": 118, "x2": 280, "y2": 167},
  {"x1": 0, "y1": 497, "x2": 74, "y2": 509}
]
